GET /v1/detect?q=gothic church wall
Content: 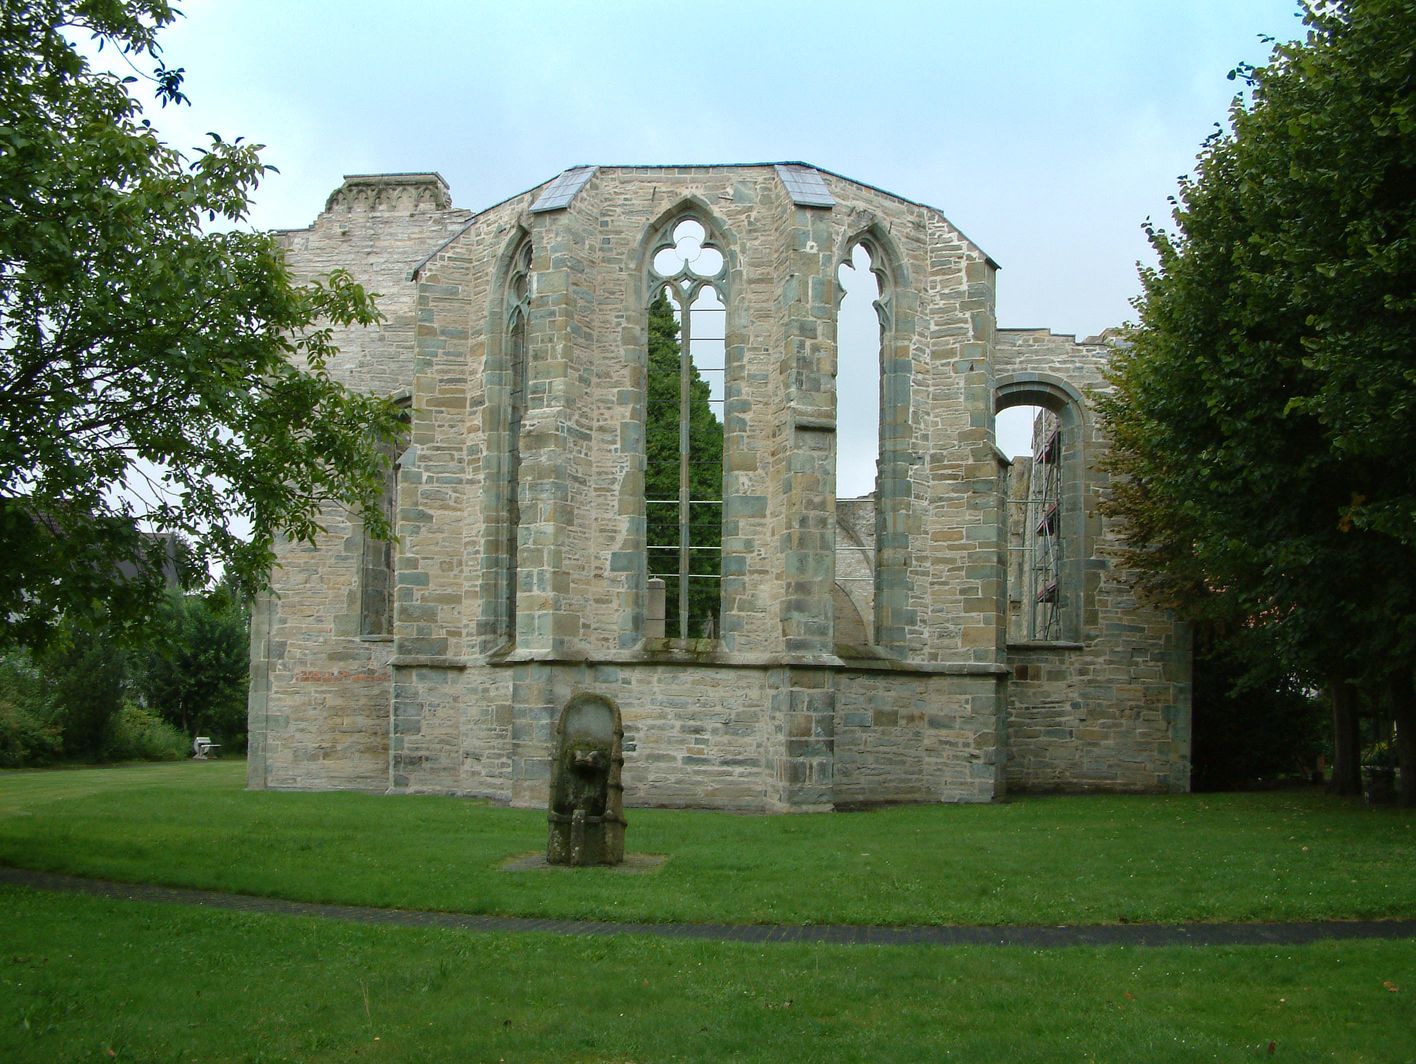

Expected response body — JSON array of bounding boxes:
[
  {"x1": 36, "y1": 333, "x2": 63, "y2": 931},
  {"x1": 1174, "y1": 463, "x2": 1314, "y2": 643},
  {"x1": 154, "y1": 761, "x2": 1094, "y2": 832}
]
[{"x1": 248, "y1": 166, "x2": 1190, "y2": 808}]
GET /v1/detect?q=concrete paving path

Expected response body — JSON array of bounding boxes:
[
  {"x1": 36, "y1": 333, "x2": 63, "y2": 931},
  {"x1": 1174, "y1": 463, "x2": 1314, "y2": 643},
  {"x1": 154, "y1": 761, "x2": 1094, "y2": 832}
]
[{"x1": 5, "y1": 864, "x2": 1416, "y2": 950}]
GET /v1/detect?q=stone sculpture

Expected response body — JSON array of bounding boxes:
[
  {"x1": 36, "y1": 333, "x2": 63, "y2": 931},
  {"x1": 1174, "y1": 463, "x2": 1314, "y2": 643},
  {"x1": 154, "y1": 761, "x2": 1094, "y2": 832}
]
[{"x1": 546, "y1": 693, "x2": 625, "y2": 865}]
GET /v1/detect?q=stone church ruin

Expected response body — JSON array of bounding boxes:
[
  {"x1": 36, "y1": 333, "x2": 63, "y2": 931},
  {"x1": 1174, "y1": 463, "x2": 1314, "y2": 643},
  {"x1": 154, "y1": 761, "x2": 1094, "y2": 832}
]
[{"x1": 246, "y1": 164, "x2": 1191, "y2": 811}]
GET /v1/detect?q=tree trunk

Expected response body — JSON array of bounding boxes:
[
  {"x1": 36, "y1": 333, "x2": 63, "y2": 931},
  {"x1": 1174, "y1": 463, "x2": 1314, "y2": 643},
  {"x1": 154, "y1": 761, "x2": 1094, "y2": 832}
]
[
  {"x1": 1392, "y1": 673, "x2": 1416, "y2": 808},
  {"x1": 1329, "y1": 679, "x2": 1362, "y2": 797}
]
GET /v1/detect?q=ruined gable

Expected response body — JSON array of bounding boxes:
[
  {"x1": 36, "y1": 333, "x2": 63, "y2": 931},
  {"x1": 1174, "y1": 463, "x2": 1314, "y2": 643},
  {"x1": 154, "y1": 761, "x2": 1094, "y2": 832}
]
[{"x1": 247, "y1": 164, "x2": 1190, "y2": 809}]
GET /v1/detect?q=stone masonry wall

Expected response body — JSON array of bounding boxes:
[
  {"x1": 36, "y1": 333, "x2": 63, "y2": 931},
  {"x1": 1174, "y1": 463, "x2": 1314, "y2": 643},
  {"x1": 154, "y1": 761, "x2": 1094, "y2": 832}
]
[
  {"x1": 388, "y1": 186, "x2": 544, "y2": 793},
  {"x1": 834, "y1": 498, "x2": 877, "y2": 646},
  {"x1": 251, "y1": 166, "x2": 1188, "y2": 808},
  {"x1": 248, "y1": 174, "x2": 473, "y2": 792},
  {"x1": 387, "y1": 164, "x2": 1010, "y2": 810},
  {"x1": 834, "y1": 669, "x2": 1003, "y2": 805},
  {"x1": 995, "y1": 329, "x2": 1191, "y2": 792}
]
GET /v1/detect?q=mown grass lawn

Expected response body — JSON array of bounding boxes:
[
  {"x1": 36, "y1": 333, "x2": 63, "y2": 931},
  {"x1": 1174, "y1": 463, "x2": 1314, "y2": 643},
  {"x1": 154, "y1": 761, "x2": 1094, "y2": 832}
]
[
  {"x1": 1, "y1": 760, "x2": 1413, "y2": 926},
  {"x1": 1, "y1": 762, "x2": 1414, "y2": 1062}
]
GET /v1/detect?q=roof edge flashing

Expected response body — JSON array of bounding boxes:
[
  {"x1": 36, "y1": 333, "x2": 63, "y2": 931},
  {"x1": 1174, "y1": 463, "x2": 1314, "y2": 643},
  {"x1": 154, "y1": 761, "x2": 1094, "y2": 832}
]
[
  {"x1": 530, "y1": 166, "x2": 598, "y2": 213},
  {"x1": 775, "y1": 164, "x2": 836, "y2": 208}
]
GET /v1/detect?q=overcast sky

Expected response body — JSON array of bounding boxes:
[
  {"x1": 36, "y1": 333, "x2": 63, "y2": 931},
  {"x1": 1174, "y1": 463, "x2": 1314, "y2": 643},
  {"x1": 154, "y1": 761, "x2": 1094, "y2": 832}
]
[{"x1": 125, "y1": 0, "x2": 1302, "y2": 471}]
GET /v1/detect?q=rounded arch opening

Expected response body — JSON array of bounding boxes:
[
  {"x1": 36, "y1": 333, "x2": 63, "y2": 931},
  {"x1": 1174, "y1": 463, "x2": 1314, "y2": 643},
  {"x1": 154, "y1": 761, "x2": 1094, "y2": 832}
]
[{"x1": 995, "y1": 374, "x2": 1088, "y2": 645}]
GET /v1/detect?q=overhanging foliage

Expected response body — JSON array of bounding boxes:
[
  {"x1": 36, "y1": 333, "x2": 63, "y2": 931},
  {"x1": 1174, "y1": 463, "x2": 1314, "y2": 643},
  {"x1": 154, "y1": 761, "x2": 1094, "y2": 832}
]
[{"x1": 0, "y1": 1, "x2": 402, "y2": 646}]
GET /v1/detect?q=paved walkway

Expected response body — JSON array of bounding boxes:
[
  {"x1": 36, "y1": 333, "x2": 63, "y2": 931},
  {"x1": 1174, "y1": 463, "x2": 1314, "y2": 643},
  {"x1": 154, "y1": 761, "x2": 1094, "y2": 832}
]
[{"x1": 5, "y1": 864, "x2": 1416, "y2": 950}]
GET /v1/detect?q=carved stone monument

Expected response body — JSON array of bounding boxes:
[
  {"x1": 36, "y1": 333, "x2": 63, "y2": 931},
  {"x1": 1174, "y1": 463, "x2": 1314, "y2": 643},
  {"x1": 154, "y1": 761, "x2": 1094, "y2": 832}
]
[{"x1": 546, "y1": 693, "x2": 626, "y2": 866}]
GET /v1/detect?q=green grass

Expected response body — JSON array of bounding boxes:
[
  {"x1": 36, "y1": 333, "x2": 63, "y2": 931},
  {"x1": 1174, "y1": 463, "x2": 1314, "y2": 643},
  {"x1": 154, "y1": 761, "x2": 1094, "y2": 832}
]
[
  {"x1": 2, "y1": 885, "x2": 1413, "y2": 1063},
  {"x1": 1, "y1": 760, "x2": 1414, "y2": 926},
  {"x1": 2, "y1": 763, "x2": 1415, "y2": 1062},
  {"x1": 0, "y1": 760, "x2": 217, "y2": 815}
]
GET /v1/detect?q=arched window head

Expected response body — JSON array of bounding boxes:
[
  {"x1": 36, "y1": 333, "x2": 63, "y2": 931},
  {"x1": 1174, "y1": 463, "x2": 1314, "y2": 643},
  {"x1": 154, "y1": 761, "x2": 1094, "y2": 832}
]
[
  {"x1": 645, "y1": 216, "x2": 727, "y2": 640},
  {"x1": 836, "y1": 239, "x2": 891, "y2": 500},
  {"x1": 651, "y1": 217, "x2": 725, "y2": 288},
  {"x1": 507, "y1": 237, "x2": 533, "y2": 426},
  {"x1": 502, "y1": 235, "x2": 533, "y2": 641},
  {"x1": 836, "y1": 237, "x2": 892, "y2": 328}
]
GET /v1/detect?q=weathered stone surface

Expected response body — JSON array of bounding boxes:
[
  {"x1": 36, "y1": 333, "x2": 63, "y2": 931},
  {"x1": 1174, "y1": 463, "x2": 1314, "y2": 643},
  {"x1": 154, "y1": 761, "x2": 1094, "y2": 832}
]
[
  {"x1": 996, "y1": 329, "x2": 1191, "y2": 793},
  {"x1": 248, "y1": 165, "x2": 1191, "y2": 810},
  {"x1": 546, "y1": 693, "x2": 625, "y2": 866}
]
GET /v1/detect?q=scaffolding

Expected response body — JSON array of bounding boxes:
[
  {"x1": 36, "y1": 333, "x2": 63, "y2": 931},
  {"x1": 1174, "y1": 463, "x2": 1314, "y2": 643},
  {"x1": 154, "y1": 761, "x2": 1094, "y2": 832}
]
[
  {"x1": 1007, "y1": 410, "x2": 1063, "y2": 642},
  {"x1": 1030, "y1": 419, "x2": 1063, "y2": 640}
]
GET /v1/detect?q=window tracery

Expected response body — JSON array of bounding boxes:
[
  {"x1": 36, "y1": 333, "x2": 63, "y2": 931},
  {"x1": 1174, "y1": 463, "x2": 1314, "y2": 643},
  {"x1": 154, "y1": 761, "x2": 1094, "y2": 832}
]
[{"x1": 645, "y1": 217, "x2": 726, "y2": 640}]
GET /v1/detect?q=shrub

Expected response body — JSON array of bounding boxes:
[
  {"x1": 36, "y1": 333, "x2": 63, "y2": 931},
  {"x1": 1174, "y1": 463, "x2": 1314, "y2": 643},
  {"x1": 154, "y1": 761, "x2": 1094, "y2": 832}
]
[
  {"x1": 38, "y1": 622, "x2": 128, "y2": 761},
  {"x1": 1190, "y1": 631, "x2": 1329, "y2": 790},
  {"x1": 0, "y1": 652, "x2": 61, "y2": 767},
  {"x1": 137, "y1": 588, "x2": 248, "y2": 752},
  {"x1": 104, "y1": 702, "x2": 189, "y2": 763}
]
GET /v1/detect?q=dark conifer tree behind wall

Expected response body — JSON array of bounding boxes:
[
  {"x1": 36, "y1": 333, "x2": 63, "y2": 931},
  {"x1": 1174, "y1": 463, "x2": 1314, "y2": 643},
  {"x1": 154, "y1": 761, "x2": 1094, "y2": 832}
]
[{"x1": 645, "y1": 292, "x2": 723, "y2": 638}]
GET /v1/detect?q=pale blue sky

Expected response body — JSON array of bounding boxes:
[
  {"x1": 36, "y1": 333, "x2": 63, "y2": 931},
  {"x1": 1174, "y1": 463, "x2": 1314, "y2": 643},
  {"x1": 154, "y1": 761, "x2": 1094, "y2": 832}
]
[{"x1": 129, "y1": 0, "x2": 1301, "y2": 469}]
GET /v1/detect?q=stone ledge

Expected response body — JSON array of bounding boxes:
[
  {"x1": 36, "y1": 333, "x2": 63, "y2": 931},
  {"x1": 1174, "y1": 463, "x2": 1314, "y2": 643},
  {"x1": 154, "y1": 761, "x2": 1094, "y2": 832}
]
[
  {"x1": 388, "y1": 656, "x2": 470, "y2": 669},
  {"x1": 479, "y1": 646, "x2": 1006, "y2": 676}
]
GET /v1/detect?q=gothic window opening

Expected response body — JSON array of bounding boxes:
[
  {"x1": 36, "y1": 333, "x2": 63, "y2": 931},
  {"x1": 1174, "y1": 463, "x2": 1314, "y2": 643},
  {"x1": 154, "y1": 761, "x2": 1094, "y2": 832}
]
[
  {"x1": 360, "y1": 399, "x2": 412, "y2": 637},
  {"x1": 503, "y1": 237, "x2": 533, "y2": 640},
  {"x1": 834, "y1": 239, "x2": 891, "y2": 645},
  {"x1": 836, "y1": 241, "x2": 886, "y2": 499},
  {"x1": 646, "y1": 218, "x2": 725, "y2": 640}
]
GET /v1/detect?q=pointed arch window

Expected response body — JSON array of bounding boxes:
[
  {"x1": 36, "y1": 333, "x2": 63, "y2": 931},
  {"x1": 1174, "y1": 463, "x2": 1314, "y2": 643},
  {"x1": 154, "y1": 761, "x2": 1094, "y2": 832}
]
[
  {"x1": 645, "y1": 217, "x2": 726, "y2": 640},
  {"x1": 834, "y1": 234, "x2": 894, "y2": 645},
  {"x1": 502, "y1": 236, "x2": 533, "y2": 640},
  {"x1": 836, "y1": 239, "x2": 890, "y2": 498}
]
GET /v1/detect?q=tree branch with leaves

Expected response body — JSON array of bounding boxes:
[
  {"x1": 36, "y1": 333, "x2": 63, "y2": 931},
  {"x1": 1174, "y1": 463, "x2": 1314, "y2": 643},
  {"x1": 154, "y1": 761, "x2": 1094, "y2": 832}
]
[{"x1": 0, "y1": 1, "x2": 402, "y2": 647}]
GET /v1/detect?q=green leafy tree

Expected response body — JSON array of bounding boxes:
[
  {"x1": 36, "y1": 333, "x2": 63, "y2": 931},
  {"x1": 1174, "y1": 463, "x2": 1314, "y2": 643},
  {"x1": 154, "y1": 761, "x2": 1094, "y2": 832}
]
[
  {"x1": 645, "y1": 291, "x2": 723, "y2": 638},
  {"x1": 37, "y1": 618, "x2": 129, "y2": 761},
  {"x1": 0, "y1": 1, "x2": 401, "y2": 648},
  {"x1": 1100, "y1": 0, "x2": 1416, "y2": 801},
  {"x1": 0, "y1": 649, "x2": 61, "y2": 766},
  {"x1": 1190, "y1": 628, "x2": 1328, "y2": 791},
  {"x1": 137, "y1": 586, "x2": 248, "y2": 747}
]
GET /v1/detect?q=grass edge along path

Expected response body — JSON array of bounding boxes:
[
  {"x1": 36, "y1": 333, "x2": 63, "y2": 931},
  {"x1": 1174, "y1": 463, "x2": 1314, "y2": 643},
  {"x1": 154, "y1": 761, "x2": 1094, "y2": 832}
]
[
  {"x1": 5, "y1": 863, "x2": 1416, "y2": 949},
  {"x1": 2, "y1": 884, "x2": 1414, "y2": 1064}
]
